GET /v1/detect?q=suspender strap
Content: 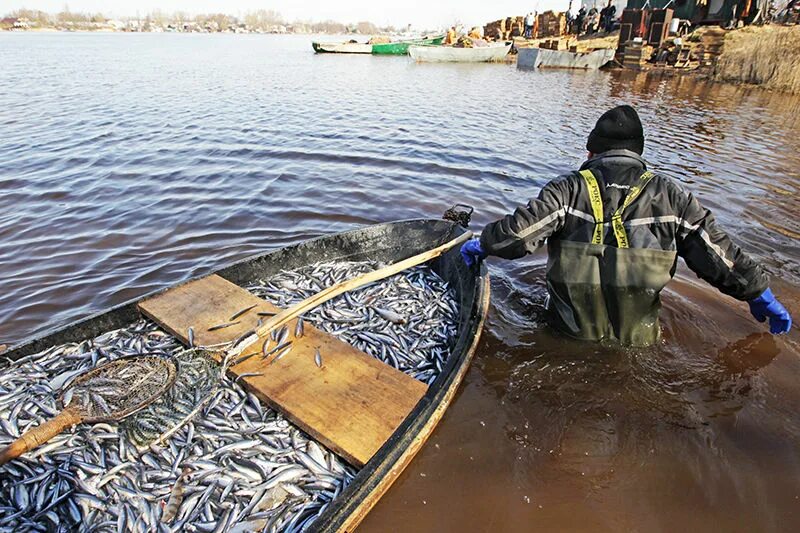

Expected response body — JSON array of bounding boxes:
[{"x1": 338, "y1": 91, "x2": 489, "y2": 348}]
[
  {"x1": 579, "y1": 170, "x2": 605, "y2": 245},
  {"x1": 579, "y1": 169, "x2": 656, "y2": 248},
  {"x1": 611, "y1": 171, "x2": 655, "y2": 248}
]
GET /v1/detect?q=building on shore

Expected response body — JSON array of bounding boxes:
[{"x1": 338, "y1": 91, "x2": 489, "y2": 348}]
[{"x1": 624, "y1": 0, "x2": 771, "y2": 26}]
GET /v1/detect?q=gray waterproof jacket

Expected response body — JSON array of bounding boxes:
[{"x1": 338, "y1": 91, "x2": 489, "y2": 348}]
[{"x1": 480, "y1": 150, "x2": 768, "y2": 346}]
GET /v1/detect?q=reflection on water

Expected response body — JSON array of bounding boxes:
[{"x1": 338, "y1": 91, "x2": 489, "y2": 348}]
[{"x1": 1, "y1": 33, "x2": 798, "y2": 532}]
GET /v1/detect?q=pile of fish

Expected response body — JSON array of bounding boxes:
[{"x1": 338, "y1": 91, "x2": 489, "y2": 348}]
[
  {"x1": 248, "y1": 261, "x2": 459, "y2": 385},
  {"x1": 0, "y1": 321, "x2": 355, "y2": 532},
  {"x1": 0, "y1": 261, "x2": 460, "y2": 531}
]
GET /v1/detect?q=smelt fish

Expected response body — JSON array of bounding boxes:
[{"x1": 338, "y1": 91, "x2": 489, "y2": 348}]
[
  {"x1": 372, "y1": 307, "x2": 406, "y2": 325},
  {"x1": 207, "y1": 321, "x2": 241, "y2": 332},
  {"x1": 229, "y1": 305, "x2": 257, "y2": 322},
  {"x1": 268, "y1": 346, "x2": 293, "y2": 365},
  {"x1": 314, "y1": 349, "x2": 322, "y2": 368},
  {"x1": 232, "y1": 352, "x2": 258, "y2": 367},
  {"x1": 262, "y1": 341, "x2": 291, "y2": 360}
]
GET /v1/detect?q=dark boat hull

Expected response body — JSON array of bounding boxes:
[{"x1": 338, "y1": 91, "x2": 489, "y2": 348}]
[{"x1": 4, "y1": 219, "x2": 490, "y2": 531}]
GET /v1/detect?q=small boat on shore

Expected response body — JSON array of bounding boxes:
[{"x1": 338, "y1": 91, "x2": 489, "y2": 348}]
[
  {"x1": 312, "y1": 40, "x2": 372, "y2": 54},
  {"x1": 517, "y1": 47, "x2": 615, "y2": 70},
  {"x1": 408, "y1": 42, "x2": 512, "y2": 63},
  {"x1": 371, "y1": 35, "x2": 445, "y2": 55},
  {"x1": 1, "y1": 219, "x2": 490, "y2": 532}
]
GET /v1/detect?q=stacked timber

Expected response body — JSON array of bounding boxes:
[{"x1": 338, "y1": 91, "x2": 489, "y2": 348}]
[
  {"x1": 483, "y1": 19, "x2": 504, "y2": 40},
  {"x1": 483, "y1": 15, "x2": 523, "y2": 40},
  {"x1": 537, "y1": 11, "x2": 567, "y2": 38},
  {"x1": 507, "y1": 16, "x2": 524, "y2": 38},
  {"x1": 623, "y1": 40, "x2": 652, "y2": 68}
]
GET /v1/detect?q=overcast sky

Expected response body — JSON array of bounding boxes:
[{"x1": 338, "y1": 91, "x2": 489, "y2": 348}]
[{"x1": 9, "y1": 1, "x2": 577, "y2": 28}]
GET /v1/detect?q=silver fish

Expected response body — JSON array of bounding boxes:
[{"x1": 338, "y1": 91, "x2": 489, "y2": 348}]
[
  {"x1": 207, "y1": 321, "x2": 241, "y2": 332},
  {"x1": 229, "y1": 305, "x2": 257, "y2": 322},
  {"x1": 0, "y1": 259, "x2": 459, "y2": 532}
]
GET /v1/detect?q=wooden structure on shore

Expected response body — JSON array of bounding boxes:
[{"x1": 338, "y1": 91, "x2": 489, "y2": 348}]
[{"x1": 483, "y1": 10, "x2": 567, "y2": 41}]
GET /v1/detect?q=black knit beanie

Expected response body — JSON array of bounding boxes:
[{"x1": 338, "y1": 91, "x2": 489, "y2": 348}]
[{"x1": 586, "y1": 105, "x2": 645, "y2": 155}]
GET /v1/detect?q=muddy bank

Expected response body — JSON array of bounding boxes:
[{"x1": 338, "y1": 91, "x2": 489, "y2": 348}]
[{"x1": 712, "y1": 25, "x2": 800, "y2": 94}]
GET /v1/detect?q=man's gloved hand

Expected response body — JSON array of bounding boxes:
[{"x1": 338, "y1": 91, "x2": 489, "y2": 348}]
[
  {"x1": 749, "y1": 288, "x2": 792, "y2": 334},
  {"x1": 460, "y1": 238, "x2": 486, "y2": 268}
]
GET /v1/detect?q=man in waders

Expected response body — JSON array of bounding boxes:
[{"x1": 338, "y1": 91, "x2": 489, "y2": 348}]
[{"x1": 461, "y1": 105, "x2": 792, "y2": 346}]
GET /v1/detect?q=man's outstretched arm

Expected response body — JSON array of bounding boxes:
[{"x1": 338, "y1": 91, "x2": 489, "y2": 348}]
[
  {"x1": 463, "y1": 177, "x2": 571, "y2": 265},
  {"x1": 674, "y1": 186, "x2": 791, "y2": 334}
]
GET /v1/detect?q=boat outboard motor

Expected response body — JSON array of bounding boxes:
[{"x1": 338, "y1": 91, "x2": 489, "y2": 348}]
[{"x1": 442, "y1": 204, "x2": 473, "y2": 228}]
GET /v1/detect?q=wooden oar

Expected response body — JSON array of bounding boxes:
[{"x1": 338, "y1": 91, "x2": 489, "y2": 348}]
[{"x1": 229, "y1": 231, "x2": 472, "y2": 357}]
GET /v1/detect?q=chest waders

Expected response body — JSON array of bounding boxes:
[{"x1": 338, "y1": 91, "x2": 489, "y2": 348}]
[{"x1": 545, "y1": 169, "x2": 676, "y2": 346}]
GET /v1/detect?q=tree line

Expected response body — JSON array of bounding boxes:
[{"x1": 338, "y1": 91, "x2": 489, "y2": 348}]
[{"x1": 2, "y1": 7, "x2": 397, "y2": 34}]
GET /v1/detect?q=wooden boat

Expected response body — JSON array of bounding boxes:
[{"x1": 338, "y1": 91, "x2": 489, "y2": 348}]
[
  {"x1": 408, "y1": 42, "x2": 512, "y2": 63},
  {"x1": 4, "y1": 219, "x2": 490, "y2": 532},
  {"x1": 312, "y1": 41, "x2": 373, "y2": 54},
  {"x1": 517, "y1": 47, "x2": 615, "y2": 70},
  {"x1": 371, "y1": 35, "x2": 445, "y2": 55}
]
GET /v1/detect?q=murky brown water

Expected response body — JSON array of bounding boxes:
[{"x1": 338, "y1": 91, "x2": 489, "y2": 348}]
[{"x1": 1, "y1": 34, "x2": 799, "y2": 531}]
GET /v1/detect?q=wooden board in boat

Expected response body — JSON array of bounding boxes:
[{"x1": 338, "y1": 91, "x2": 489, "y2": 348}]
[{"x1": 138, "y1": 274, "x2": 427, "y2": 467}]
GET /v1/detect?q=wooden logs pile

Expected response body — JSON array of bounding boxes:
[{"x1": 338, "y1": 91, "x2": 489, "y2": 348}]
[
  {"x1": 537, "y1": 11, "x2": 567, "y2": 38},
  {"x1": 483, "y1": 16, "x2": 524, "y2": 40}
]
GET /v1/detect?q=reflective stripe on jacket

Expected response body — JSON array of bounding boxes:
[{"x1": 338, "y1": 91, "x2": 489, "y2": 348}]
[{"x1": 479, "y1": 150, "x2": 769, "y2": 346}]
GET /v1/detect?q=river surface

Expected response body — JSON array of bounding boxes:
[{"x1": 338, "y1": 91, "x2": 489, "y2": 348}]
[{"x1": 1, "y1": 33, "x2": 799, "y2": 531}]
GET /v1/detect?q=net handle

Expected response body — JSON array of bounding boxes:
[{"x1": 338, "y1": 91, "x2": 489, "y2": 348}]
[{"x1": 0, "y1": 407, "x2": 82, "y2": 466}]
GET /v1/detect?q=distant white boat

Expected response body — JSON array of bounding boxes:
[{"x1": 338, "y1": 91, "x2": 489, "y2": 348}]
[
  {"x1": 408, "y1": 43, "x2": 511, "y2": 63},
  {"x1": 312, "y1": 41, "x2": 372, "y2": 54},
  {"x1": 517, "y1": 47, "x2": 615, "y2": 70}
]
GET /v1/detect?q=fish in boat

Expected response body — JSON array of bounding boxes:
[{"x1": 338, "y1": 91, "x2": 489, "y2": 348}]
[{"x1": 0, "y1": 219, "x2": 489, "y2": 532}]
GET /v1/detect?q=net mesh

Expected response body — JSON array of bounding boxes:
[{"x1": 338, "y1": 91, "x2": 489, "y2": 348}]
[
  {"x1": 64, "y1": 355, "x2": 174, "y2": 420},
  {"x1": 120, "y1": 348, "x2": 219, "y2": 447}
]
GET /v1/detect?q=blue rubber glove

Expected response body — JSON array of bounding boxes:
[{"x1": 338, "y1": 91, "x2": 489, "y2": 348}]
[
  {"x1": 749, "y1": 288, "x2": 792, "y2": 334},
  {"x1": 460, "y1": 238, "x2": 486, "y2": 268}
]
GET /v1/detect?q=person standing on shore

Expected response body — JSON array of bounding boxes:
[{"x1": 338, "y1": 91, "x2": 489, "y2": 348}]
[
  {"x1": 604, "y1": 1, "x2": 617, "y2": 32},
  {"x1": 599, "y1": 5, "x2": 609, "y2": 32},
  {"x1": 524, "y1": 12, "x2": 536, "y2": 39},
  {"x1": 587, "y1": 6, "x2": 600, "y2": 34},
  {"x1": 460, "y1": 105, "x2": 792, "y2": 346},
  {"x1": 576, "y1": 5, "x2": 587, "y2": 35}
]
